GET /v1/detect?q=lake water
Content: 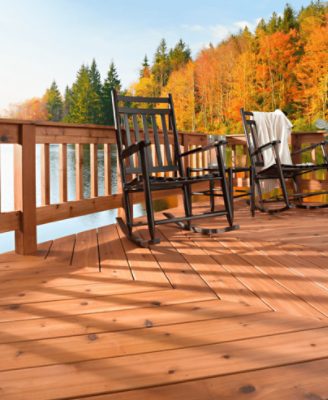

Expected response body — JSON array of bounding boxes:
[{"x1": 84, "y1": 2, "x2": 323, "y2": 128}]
[{"x1": 0, "y1": 144, "x2": 150, "y2": 253}]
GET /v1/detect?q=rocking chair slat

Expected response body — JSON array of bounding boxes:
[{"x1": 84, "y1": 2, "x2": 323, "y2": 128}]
[
  {"x1": 161, "y1": 114, "x2": 173, "y2": 166},
  {"x1": 151, "y1": 114, "x2": 163, "y2": 167}
]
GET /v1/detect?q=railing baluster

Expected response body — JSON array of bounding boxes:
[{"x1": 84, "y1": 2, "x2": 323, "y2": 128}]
[
  {"x1": 90, "y1": 144, "x2": 98, "y2": 198},
  {"x1": 75, "y1": 144, "x2": 83, "y2": 200},
  {"x1": 59, "y1": 144, "x2": 67, "y2": 203},
  {"x1": 41, "y1": 143, "x2": 50, "y2": 205},
  {"x1": 116, "y1": 147, "x2": 122, "y2": 194},
  {"x1": 104, "y1": 144, "x2": 112, "y2": 196}
]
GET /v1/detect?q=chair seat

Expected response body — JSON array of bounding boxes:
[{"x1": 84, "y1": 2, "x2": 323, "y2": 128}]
[
  {"x1": 258, "y1": 163, "x2": 328, "y2": 178},
  {"x1": 125, "y1": 174, "x2": 224, "y2": 191}
]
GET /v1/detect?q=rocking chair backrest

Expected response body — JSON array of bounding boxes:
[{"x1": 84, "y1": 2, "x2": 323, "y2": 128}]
[
  {"x1": 112, "y1": 90, "x2": 182, "y2": 178},
  {"x1": 240, "y1": 108, "x2": 265, "y2": 167}
]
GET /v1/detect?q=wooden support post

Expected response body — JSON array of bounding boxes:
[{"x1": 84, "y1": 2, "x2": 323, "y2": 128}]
[
  {"x1": 40, "y1": 143, "x2": 50, "y2": 205},
  {"x1": 14, "y1": 124, "x2": 37, "y2": 254},
  {"x1": 59, "y1": 144, "x2": 68, "y2": 203}
]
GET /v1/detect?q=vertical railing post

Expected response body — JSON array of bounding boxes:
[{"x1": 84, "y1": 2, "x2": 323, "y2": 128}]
[{"x1": 14, "y1": 123, "x2": 37, "y2": 254}]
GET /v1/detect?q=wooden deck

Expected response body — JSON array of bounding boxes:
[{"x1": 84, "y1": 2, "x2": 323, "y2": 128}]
[{"x1": 1, "y1": 204, "x2": 328, "y2": 399}]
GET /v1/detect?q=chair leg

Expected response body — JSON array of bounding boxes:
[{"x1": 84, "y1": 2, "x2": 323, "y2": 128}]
[
  {"x1": 277, "y1": 171, "x2": 291, "y2": 209},
  {"x1": 249, "y1": 168, "x2": 256, "y2": 217},
  {"x1": 255, "y1": 178, "x2": 266, "y2": 212},
  {"x1": 209, "y1": 179, "x2": 215, "y2": 212},
  {"x1": 123, "y1": 190, "x2": 133, "y2": 235},
  {"x1": 182, "y1": 184, "x2": 192, "y2": 231},
  {"x1": 228, "y1": 168, "x2": 234, "y2": 222},
  {"x1": 217, "y1": 150, "x2": 233, "y2": 227},
  {"x1": 142, "y1": 176, "x2": 159, "y2": 244}
]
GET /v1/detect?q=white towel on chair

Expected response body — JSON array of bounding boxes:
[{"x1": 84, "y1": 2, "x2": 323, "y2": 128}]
[{"x1": 252, "y1": 110, "x2": 293, "y2": 193}]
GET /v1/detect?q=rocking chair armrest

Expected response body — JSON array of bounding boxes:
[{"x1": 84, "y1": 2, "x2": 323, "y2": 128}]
[
  {"x1": 180, "y1": 140, "x2": 227, "y2": 158},
  {"x1": 251, "y1": 140, "x2": 281, "y2": 156},
  {"x1": 122, "y1": 140, "x2": 151, "y2": 159},
  {"x1": 291, "y1": 140, "x2": 328, "y2": 156}
]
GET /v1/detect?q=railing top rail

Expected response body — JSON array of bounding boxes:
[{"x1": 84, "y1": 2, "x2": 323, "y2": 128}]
[
  {"x1": 0, "y1": 118, "x2": 115, "y2": 130},
  {"x1": 0, "y1": 118, "x2": 326, "y2": 135}
]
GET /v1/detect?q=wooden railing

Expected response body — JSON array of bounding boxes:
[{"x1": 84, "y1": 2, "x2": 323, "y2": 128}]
[{"x1": 0, "y1": 118, "x2": 326, "y2": 254}]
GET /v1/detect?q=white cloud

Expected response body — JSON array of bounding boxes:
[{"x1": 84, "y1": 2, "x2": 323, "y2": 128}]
[
  {"x1": 210, "y1": 25, "x2": 230, "y2": 41},
  {"x1": 233, "y1": 18, "x2": 261, "y2": 32}
]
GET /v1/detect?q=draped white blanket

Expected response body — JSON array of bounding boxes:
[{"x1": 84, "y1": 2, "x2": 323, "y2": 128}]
[
  {"x1": 252, "y1": 110, "x2": 293, "y2": 193},
  {"x1": 252, "y1": 109, "x2": 293, "y2": 169}
]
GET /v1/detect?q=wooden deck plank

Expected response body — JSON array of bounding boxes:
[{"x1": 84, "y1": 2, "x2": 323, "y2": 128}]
[
  {"x1": 81, "y1": 358, "x2": 328, "y2": 400},
  {"x1": 0, "y1": 280, "x2": 170, "y2": 306},
  {"x1": 160, "y1": 226, "x2": 269, "y2": 309},
  {"x1": 1, "y1": 326, "x2": 328, "y2": 399},
  {"x1": 117, "y1": 225, "x2": 171, "y2": 285},
  {"x1": 148, "y1": 227, "x2": 213, "y2": 293},
  {"x1": 98, "y1": 225, "x2": 133, "y2": 280},
  {"x1": 280, "y1": 242, "x2": 328, "y2": 273},
  {"x1": 45, "y1": 234, "x2": 75, "y2": 265},
  {"x1": 71, "y1": 229, "x2": 99, "y2": 271},
  {"x1": 239, "y1": 239, "x2": 328, "y2": 317},
  {"x1": 211, "y1": 238, "x2": 325, "y2": 319},
  {"x1": 0, "y1": 299, "x2": 267, "y2": 344},
  {"x1": 4, "y1": 310, "x2": 325, "y2": 372},
  {"x1": 0, "y1": 289, "x2": 216, "y2": 323},
  {"x1": 0, "y1": 241, "x2": 51, "y2": 272}
]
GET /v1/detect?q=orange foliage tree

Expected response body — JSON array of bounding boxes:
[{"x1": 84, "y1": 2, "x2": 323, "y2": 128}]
[
  {"x1": 163, "y1": 61, "x2": 195, "y2": 131},
  {"x1": 295, "y1": 21, "x2": 328, "y2": 122},
  {"x1": 8, "y1": 97, "x2": 48, "y2": 120},
  {"x1": 255, "y1": 29, "x2": 300, "y2": 112}
]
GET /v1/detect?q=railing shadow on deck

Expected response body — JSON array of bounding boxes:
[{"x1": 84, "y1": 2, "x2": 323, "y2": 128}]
[{"x1": 0, "y1": 118, "x2": 327, "y2": 255}]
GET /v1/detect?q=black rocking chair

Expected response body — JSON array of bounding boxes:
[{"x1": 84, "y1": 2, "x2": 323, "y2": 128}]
[
  {"x1": 112, "y1": 90, "x2": 239, "y2": 246},
  {"x1": 241, "y1": 108, "x2": 328, "y2": 214}
]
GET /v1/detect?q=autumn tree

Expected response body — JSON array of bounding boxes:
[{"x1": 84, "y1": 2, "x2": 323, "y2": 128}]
[
  {"x1": 255, "y1": 29, "x2": 300, "y2": 113},
  {"x1": 295, "y1": 21, "x2": 328, "y2": 122},
  {"x1": 163, "y1": 61, "x2": 195, "y2": 131},
  {"x1": 9, "y1": 98, "x2": 48, "y2": 120}
]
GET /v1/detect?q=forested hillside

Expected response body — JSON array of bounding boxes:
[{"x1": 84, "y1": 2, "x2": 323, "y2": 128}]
[{"x1": 9, "y1": 1, "x2": 328, "y2": 132}]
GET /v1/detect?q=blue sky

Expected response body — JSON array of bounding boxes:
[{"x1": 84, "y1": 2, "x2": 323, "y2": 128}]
[{"x1": 0, "y1": 0, "x2": 310, "y2": 114}]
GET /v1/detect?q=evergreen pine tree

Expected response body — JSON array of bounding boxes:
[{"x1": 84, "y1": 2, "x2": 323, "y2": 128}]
[
  {"x1": 65, "y1": 64, "x2": 94, "y2": 123},
  {"x1": 169, "y1": 39, "x2": 191, "y2": 71},
  {"x1": 88, "y1": 59, "x2": 103, "y2": 124},
  {"x1": 101, "y1": 62, "x2": 121, "y2": 125},
  {"x1": 63, "y1": 86, "x2": 72, "y2": 120},
  {"x1": 282, "y1": 4, "x2": 298, "y2": 32},
  {"x1": 45, "y1": 81, "x2": 63, "y2": 121},
  {"x1": 255, "y1": 18, "x2": 267, "y2": 34},
  {"x1": 267, "y1": 12, "x2": 280, "y2": 33},
  {"x1": 152, "y1": 39, "x2": 171, "y2": 89}
]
